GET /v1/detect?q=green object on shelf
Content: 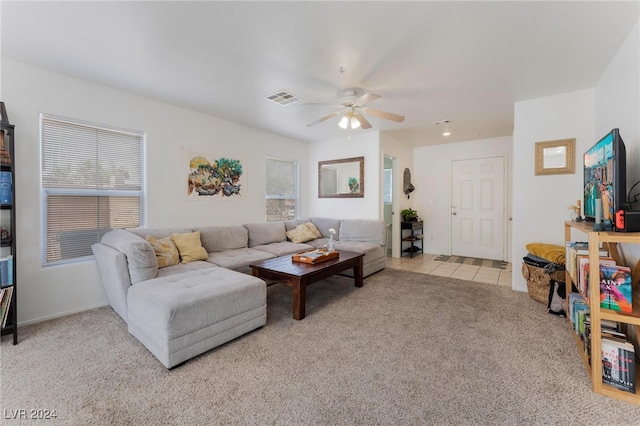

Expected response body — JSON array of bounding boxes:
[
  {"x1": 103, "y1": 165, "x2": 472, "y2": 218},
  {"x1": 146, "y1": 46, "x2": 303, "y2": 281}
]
[{"x1": 400, "y1": 208, "x2": 418, "y2": 222}]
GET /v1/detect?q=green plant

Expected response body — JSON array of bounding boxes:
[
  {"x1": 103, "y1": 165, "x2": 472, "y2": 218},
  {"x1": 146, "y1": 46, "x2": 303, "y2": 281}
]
[
  {"x1": 400, "y1": 208, "x2": 418, "y2": 219},
  {"x1": 348, "y1": 177, "x2": 359, "y2": 193}
]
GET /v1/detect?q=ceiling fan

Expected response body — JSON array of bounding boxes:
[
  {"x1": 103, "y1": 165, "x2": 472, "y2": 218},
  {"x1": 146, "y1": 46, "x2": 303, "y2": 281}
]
[{"x1": 305, "y1": 89, "x2": 405, "y2": 130}]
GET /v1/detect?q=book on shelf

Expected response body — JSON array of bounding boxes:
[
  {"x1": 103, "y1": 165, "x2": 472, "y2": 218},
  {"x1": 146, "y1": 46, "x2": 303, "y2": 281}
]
[
  {"x1": 0, "y1": 255, "x2": 12, "y2": 287},
  {"x1": 0, "y1": 285, "x2": 13, "y2": 327},
  {"x1": 584, "y1": 316, "x2": 625, "y2": 368},
  {"x1": 598, "y1": 265, "x2": 632, "y2": 313},
  {"x1": 0, "y1": 171, "x2": 11, "y2": 205},
  {"x1": 565, "y1": 241, "x2": 609, "y2": 283},
  {"x1": 568, "y1": 293, "x2": 589, "y2": 337},
  {"x1": 584, "y1": 314, "x2": 621, "y2": 333},
  {"x1": 577, "y1": 255, "x2": 616, "y2": 295},
  {"x1": 601, "y1": 337, "x2": 636, "y2": 394}
]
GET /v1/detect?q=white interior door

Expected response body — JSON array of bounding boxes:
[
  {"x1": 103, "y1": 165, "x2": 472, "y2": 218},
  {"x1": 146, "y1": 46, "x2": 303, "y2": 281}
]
[{"x1": 451, "y1": 157, "x2": 505, "y2": 260}]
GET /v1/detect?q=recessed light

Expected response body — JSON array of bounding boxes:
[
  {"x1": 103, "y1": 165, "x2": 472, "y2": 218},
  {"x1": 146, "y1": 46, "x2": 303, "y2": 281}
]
[{"x1": 434, "y1": 119, "x2": 451, "y2": 136}]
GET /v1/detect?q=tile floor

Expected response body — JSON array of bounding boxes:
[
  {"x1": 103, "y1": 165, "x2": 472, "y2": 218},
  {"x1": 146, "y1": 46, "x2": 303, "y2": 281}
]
[{"x1": 386, "y1": 252, "x2": 513, "y2": 287}]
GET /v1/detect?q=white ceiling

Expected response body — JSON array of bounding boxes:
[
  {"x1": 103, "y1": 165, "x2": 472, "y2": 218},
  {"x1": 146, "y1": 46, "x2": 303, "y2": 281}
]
[{"x1": 2, "y1": 1, "x2": 638, "y2": 147}]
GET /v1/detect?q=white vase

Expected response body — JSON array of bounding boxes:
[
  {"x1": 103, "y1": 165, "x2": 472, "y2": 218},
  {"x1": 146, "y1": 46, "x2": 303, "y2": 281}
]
[{"x1": 327, "y1": 235, "x2": 335, "y2": 252}]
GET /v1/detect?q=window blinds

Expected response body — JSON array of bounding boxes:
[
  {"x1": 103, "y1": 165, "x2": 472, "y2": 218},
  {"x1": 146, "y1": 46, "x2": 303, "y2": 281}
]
[
  {"x1": 41, "y1": 115, "x2": 143, "y2": 264},
  {"x1": 265, "y1": 157, "x2": 298, "y2": 222}
]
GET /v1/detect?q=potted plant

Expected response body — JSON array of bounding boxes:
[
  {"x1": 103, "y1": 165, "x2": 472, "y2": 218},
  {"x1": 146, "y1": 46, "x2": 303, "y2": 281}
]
[{"x1": 401, "y1": 208, "x2": 418, "y2": 222}]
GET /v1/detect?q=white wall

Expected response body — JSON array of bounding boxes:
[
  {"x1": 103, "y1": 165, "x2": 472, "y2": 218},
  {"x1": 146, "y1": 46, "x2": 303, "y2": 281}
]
[
  {"x1": 412, "y1": 136, "x2": 513, "y2": 260},
  {"x1": 1, "y1": 58, "x2": 309, "y2": 325},
  {"x1": 595, "y1": 19, "x2": 640, "y2": 265},
  {"x1": 308, "y1": 132, "x2": 381, "y2": 219},
  {"x1": 512, "y1": 89, "x2": 595, "y2": 292}
]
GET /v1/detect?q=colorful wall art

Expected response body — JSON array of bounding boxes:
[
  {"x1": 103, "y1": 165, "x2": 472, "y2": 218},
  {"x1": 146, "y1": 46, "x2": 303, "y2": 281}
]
[{"x1": 187, "y1": 155, "x2": 244, "y2": 198}]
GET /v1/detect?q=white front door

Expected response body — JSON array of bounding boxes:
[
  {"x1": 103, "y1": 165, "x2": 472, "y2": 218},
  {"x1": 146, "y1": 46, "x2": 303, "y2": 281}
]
[{"x1": 451, "y1": 156, "x2": 505, "y2": 260}]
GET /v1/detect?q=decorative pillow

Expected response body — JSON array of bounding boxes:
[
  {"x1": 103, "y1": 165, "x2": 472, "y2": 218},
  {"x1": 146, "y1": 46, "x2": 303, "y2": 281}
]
[
  {"x1": 286, "y1": 223, "x2": 317, "y2": 244},
  {"x1": 170, "y1": 231, "x2": 209, "y2": 263},
  {"x1": 525, "y1": 242, "x2": 565, "y2": 265},
  {"x1": 146, "y1": 235, "x2": 180, "y2": 268},
  {"x1": 304, "y1": 222, "x2": 323, "y2": 239}
]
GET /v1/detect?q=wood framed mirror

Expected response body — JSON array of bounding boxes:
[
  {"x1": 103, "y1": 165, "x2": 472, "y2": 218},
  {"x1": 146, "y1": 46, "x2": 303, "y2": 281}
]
[
  {"x1": 318, "y1": 156, "x2": 364, "y2": 198},
  {"x1": 534, "y1": 138, "x2": 575, "y2": 175}
]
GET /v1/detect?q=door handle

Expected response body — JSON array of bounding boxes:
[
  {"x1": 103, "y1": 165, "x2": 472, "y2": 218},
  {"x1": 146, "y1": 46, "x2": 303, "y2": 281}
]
[{"x1": 452, "y1": 212, "x2": 457, "y2": 215}]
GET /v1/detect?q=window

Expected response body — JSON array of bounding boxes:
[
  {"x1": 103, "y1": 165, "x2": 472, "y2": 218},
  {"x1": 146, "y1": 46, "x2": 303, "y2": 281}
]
[
  {"x1": 383, "y1": 168, "x2": 392, "y2": 204},
  {"x1": 40, "y1": 115, "x2": 144, "y2": 265},
  {"x1": 265, "y1": 157, "x2": 298, "y2": 222}
]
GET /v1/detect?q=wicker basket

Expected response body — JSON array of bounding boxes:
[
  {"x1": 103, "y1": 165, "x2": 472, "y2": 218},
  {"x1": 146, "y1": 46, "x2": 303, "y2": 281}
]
[{"x1": 521, "y1": 262, "x2": 565, "y2": 304}]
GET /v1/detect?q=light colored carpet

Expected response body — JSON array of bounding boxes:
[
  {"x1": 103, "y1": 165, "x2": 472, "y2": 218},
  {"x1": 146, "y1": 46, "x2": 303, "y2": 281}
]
[{"x1": 1, "y1": 269, "x2": 638, "y2": 425}]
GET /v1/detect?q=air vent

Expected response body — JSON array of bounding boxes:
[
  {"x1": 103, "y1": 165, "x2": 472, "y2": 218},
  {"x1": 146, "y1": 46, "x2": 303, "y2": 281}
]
[{"x1": 265, "y1": 90, "x2": 301, "y2": 106}]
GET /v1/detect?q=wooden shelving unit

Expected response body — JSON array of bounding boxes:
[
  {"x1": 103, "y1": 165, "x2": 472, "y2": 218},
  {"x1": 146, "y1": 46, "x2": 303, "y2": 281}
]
[{"x1": 564, "y1": 220, "x2": 639, "y2": 405}]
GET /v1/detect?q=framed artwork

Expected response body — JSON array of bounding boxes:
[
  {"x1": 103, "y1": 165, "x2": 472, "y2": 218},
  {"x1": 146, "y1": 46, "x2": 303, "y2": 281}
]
[{"x1": 186, "y1": 152, "x2": 244, "y2": 198}]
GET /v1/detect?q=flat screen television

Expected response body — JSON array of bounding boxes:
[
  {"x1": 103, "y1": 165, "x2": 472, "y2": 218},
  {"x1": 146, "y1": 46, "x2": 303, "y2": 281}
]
[{"x1": 583, "y1": 128, "x2": 627, "y2": 222}]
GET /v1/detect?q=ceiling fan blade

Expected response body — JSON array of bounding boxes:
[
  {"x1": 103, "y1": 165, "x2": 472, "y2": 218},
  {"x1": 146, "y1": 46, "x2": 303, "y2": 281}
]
[
  {"x1": 306, "y1": 111, "x2": 342, "y2": 127},
  {"x1": 354, "y1": 92, "x2": 380, "y2": 106},
  {"x1": 364, "y1": 108, "x2": 405, "y2": 123},
  {"x1": 352, "y1": 113, "x2": 372, "y2": 129}
]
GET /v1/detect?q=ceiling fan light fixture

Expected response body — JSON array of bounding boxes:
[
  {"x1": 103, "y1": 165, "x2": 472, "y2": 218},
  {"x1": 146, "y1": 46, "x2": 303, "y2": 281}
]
[
  {"x1": 306, "y1": 90, "x2": 402, "y2": 129},
  {"x1": 338, "y1": 114, "x2": 361, "y2": 130}
]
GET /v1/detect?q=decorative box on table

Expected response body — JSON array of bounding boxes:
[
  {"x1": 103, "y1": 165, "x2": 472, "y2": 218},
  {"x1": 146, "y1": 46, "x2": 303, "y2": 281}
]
[{"x1": 292, "y1": 250, "x2": 339, "y2": 264}]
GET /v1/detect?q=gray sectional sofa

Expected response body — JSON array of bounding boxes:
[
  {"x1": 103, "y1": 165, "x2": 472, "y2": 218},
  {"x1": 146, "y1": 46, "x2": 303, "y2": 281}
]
[{"x1": 92, "y1": 217, "x2": 386, "y2": 368}]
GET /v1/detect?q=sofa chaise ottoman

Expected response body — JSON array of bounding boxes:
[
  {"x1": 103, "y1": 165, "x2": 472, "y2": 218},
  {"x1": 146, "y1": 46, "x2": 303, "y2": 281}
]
[{"x1": 127, "y1": 267, "x2": 265, "y2": 369}]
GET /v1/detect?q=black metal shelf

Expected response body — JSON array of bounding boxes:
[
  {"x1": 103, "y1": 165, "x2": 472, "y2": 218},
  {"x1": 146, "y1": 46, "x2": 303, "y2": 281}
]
[
  {"x1": 0, "y1": 101, "x2": 17, "y2": 345},
  {"x1": 400, "y1": 221, "x2": 423, "y2": 258}
]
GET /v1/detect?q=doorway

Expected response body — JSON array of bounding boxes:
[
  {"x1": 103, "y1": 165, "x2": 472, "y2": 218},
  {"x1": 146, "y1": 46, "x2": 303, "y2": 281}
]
[
  {"x1": 450, "y1": 156, "x2": 506, "y2": 261},
  {"x1": 383, "y1": 155, "x2": 397, "y2": 257}
]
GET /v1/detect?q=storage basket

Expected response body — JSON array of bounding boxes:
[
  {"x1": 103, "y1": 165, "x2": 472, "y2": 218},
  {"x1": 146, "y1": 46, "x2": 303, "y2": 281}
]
[{"x1": 521, "y1": 261, "x2": 565, "y2": 304}]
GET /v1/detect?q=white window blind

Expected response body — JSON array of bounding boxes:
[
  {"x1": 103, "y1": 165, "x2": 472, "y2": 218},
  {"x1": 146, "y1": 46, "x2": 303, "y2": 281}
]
[
  {"x1": 265, "y1": 157, "x2": 298, "y2": 222},
  {"x1": 41, "y1": 115, "x2": 144, "y2": 265}
]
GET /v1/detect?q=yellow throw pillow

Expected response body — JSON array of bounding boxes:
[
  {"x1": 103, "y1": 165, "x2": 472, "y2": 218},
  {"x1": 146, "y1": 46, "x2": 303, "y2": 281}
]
[
  {"x1": 170, "y1": 231, "x2": 209, "y2": 263},
  {"x1": 525, "y1": 242, "x2": 565, "y2": 265},
  {"x1": 304, "y1": 222, "x2": 323, "y2": 239},
  {"x1": 286, "y1": 223, "x2": 317, "y2": 244},
  {"x1": 146, "y1": 235, "x2": 180, "y2": 268}
]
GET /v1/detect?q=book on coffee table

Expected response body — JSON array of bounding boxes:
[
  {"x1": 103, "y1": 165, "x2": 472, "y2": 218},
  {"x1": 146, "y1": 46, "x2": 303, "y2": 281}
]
[{"x1": 292, "y1": 249, "x2": 339, "y2": 264}]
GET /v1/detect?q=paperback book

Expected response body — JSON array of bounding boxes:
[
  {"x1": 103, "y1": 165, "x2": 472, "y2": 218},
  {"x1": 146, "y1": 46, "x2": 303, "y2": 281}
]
[
  {"x1": 0, "y1": 171, "x2": 11, "y2": 205},
  {"x1": 578, "y1": 256, "x2": 616, "y2": 295},
  {"x1": 0, "y1": 255, "x2": 13, "y2": 287},
  {"x1": 0, "y1": 286, "x2": 13, "y2": 327},
  {"x1": 565, "y1": 241, "x2": 608, "y2": 283},
  {"x1": 599, "y1": 265, "x2": 632, "y2": 313},
  {"x1": 601, "y1": 337, "x2": 636, "y2": 393},
  {"x1": 584, "y1": 316, "x2": 624, "y2": 366}
]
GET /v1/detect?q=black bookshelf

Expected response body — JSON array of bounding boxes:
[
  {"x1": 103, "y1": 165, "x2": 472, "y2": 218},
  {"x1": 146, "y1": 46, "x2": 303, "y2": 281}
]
[{"x1": 0, "y1": 101, "x2": 17, "y2": 345}]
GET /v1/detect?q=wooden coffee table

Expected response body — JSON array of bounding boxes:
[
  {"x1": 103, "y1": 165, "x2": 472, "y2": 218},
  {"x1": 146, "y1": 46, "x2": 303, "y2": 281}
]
[{"x1": 251, "y1": 250, "x2": 364, "y2": 320}]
